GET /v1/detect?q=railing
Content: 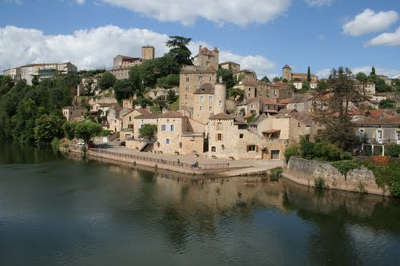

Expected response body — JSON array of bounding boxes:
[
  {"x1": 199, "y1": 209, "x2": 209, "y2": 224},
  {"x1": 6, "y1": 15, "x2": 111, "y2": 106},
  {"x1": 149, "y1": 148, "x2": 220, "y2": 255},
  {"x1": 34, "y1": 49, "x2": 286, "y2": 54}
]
[{"x1": 89, "y1": 148, "x2": 230, "y2": 170}]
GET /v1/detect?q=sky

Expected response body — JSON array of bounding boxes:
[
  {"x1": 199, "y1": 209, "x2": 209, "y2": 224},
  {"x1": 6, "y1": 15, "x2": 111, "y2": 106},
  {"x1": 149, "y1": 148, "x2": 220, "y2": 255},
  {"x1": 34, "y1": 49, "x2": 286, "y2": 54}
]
[{"x1": 0, "y1": 0, "x2": 399, "y2": 79}]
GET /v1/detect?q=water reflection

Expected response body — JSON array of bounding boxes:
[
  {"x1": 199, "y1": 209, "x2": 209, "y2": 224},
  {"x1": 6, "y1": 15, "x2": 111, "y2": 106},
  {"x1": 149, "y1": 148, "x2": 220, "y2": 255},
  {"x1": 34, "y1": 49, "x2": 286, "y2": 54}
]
[{"x1": 0, "y1": 143, "x2": 399, "y2": 266}]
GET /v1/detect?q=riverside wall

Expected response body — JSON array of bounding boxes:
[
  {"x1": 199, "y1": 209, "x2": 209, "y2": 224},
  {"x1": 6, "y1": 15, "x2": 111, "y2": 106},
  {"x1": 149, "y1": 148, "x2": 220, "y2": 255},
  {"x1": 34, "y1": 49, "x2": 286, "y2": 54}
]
[{"x1": 283, "y1": 157, "x2": 390, "y2": 196}]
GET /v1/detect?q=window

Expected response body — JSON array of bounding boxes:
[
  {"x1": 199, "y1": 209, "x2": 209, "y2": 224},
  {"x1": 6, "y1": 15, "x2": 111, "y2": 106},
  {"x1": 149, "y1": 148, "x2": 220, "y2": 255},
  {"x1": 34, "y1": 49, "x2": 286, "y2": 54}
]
[
  {"x1": 165, "y1": 138, "x2": 170, "y2": 144},
  {"x1": 200, "y1": 106, "x2": 203, "y2": 111},
  {"x1": 217, "y1": 134, "x2": 222, "y2": 141},
  {"x1": 209, "y1": 106, "x2": 212, "y2": 112},
  {"x1": 298, "y1": 122, "x2": 301, "y2": 127},
  {"x1": 239, "y1": 134, "x2": 244, "y2": 139},
  {"x1": 179, "y1": 142, "x2": 182, "y2": 148},
  {"x1": 247, "y1": 145, "x2": 257, "y2": 152},
  {"x1": 217, "y1": 122, "x2": 222, "y2": 130},
  {"x1": 209, "y1": 96, "x2": 213, "y2": 103},
  {"x1": 129, "y1": 116, "x2": 132, "y2": 122},
  {"x1": 170, "y1": 125, "x2": 174, "y2": 132},
  {"x1": 161, "y1": 125, "x2": 166, "y2": 131},
  {"x1": 200, "y1": 96, "x2": 204, "y2": 102},
  {"x1": 186, "y1": 77, "x2": 189, "y2": 82},
  {"x1": 211, "y1": 146, "x2": 216, "y2": 152}
]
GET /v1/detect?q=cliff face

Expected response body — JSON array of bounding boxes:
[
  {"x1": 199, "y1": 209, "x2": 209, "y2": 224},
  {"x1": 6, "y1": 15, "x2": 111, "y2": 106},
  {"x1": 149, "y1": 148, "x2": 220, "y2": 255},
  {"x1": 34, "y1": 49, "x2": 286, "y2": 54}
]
[{"x1": 284, "y1": 157, "x2": 390, "y2": 196}]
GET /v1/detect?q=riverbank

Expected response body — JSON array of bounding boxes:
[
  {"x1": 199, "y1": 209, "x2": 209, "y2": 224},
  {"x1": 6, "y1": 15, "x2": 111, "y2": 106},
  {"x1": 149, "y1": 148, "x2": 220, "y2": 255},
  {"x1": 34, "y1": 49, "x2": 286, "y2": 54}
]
[
  {"x1": 283, "y1": 157, "x2": 391, "y2": 197},
  {"x1": 60, "y1": 144, "x2": 284, "y2": 178}
]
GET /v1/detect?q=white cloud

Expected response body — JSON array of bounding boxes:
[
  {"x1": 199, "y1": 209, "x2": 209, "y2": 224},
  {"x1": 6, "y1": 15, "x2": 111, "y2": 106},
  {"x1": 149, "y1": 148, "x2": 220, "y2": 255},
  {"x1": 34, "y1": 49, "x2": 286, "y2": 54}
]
[
  {"x1": 100, "y1": 0, "x2": 291, "y2": 26},
  {"x1": 367, "y1": 26, "x2": 400, "y2": 47},
  {"x1": 305, "y1": 0, "x2": 333, "y2": 7},
  {"x1": 76, "y1": 0, "x2": 85, "y2": 4},
  {"x1": 316, "y1": 68, "x2": 331, "y2": 79},
  {"x1": 0, "y1": 25, "x2": 275, "y2": 78},
  {"x1": 343, "y1": 9, "x2": 399, "y2": 36}
]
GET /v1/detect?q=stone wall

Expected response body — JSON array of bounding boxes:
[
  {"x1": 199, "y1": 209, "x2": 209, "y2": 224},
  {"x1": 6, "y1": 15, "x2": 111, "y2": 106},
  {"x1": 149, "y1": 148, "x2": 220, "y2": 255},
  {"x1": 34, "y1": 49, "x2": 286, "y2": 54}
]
[{"x1": 284, "y1": 157, "x2": 390, "y2": 196}]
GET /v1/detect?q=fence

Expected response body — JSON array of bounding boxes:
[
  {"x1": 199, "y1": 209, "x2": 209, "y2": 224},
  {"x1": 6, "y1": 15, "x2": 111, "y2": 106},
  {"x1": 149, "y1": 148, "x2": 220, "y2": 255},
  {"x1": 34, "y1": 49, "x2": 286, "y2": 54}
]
[{"x1": 89, "y1": 148, "x2": 230, "y2": 171}]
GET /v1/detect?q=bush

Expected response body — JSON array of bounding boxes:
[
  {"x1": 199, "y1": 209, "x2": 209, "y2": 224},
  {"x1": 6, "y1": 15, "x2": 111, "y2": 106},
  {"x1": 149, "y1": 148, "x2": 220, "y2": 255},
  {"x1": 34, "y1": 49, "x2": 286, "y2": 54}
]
[
  {"x1": 379, "y1": 99, "x2": 396, "y2": 109},
  {"x1": 139, "y1": 124, "x2": 157, "y2": 140},
  {"x1": 386, "y1": 145, "x2": 400, "y2": 158},
  {"x1": 299, "y1": 138, "x2": 350, "y2": 162},
  {"x1": 285, "y1": 144, "x2": 301, "y2": 162},
  {"x1": 314, "y1": 178, "x2": 326, "y2": 190},
  {"x1": 371, "y1": 162, "x2": 400, "y2": 197},
  {"x1": 331, "y1": 160, "x2": 364, "y2": 176}
]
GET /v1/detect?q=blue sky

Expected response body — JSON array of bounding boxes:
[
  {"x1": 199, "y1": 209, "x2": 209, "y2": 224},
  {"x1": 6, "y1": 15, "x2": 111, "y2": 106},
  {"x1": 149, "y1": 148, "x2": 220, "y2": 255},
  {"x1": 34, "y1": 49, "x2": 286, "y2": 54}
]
[{"x1": 1, "y1": 0, "x2": 399, "y2": 78}]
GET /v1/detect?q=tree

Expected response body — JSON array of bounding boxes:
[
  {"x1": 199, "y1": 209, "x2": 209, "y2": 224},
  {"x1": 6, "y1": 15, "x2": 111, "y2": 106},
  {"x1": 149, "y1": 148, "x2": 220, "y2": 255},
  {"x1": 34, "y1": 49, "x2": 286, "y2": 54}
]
[
  {"x1": 34, "y1": 114, "x2": 65, "y2": 144},
  {"x1": 313, "y1": 67, "x2": 362, "y2": 150},
  {"x1": 99, "y1": 72, "x2": 116, "y2": 90},
  {"x1": 133, "y1": 96, "x2": 153, "y2": 109},
  {"x1": 157, "y1": 74, "x2": 179, "y2": 89},
  {"x1": 74, "y1": 120, "x2": 103, "y2": 144},
  {"x1": 114, "y1": 79, "x2": 133, "y2": 102},
  {"x1": 139, "y1": 124, "x2": 157, "y2": 140},
  {"x1": 379, "y1": 99, "x2": 396, "y2": 109},
  {"x1": 63, "y1": 121, "x2": 76, "y2": 140},
  {"x1": 356, "y1": 72, "x2": 369, "y2": 96},
  {"x1": 166, "y1": 36, "x2": 193, "y2": 66},
  {"x1": 273, "y1": 77, "x2": 281, "y2": 82},
  {"x1": 167, "y1": 90, "x2": 178, "y2": 104},
  {"x1": 217, "y1": 68, "x2": 235, "y2": 89},
  {"x1": 371, "y1": 66, "x2": 376, "y2": 77},
  {"x1": 261, "y1": 76, "x2": 270, "y2": 83},
  {"x1": 307, "y1": 66, "x2": 311, "y2": 82}
]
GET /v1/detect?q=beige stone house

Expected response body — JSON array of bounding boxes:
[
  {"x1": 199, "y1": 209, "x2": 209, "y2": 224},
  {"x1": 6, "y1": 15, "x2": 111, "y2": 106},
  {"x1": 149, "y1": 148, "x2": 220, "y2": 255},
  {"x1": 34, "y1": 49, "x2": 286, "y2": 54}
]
[
  {"x1": 219, "y1": 61, "x2": 240, "y2": 74},
  {"x1": 62, "y1": 106, "x2": 86, "y2": 121},
  {"x1": 191, "y1": 82, "x2": 226, "y2": 124},
  {"x1": 284, "y1": 94, "x2": 314, "y2": 112},
  {"x1": 193, "y1": 46, "x2": 219, "y2": 71},
  {"x1": 233, "y1": 80, "x2": 259, "y2": 99},
  {"x1": 282, "y1": 65, "x2": 318, "y2": 83},
  {"x1": 235, "y1": 69, "x2": 257, "y2": 83},
  {"x1": 353, "y1": 115, "x2": 400, "y2": 146}
]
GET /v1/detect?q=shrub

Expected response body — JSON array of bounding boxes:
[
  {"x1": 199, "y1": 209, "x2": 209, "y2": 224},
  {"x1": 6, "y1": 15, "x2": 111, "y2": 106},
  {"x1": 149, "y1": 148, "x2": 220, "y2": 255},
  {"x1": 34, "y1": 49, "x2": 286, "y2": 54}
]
[
  {"x1": 331, "y1": 160, "x2": 364, "y2": 176},
  {"x1": 314, "y1": 178, "x2": 326, "y2": 190},
  {"x1": 285, "y1": 144, "x2": 301, "y2": 162},
  {"x1": 386, "y1": 145, "x2": 400, "y2": 158},
  {"x1": 270, "y1": 167, "x2": 283, "y2": 180},
  {"x1": 139, "y1": 124, "x2": 157, "y2": 140}
]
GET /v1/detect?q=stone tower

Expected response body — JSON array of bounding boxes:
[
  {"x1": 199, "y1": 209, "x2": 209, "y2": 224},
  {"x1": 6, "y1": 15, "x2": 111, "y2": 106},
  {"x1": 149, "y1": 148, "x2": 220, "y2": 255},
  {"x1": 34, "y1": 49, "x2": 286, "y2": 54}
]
[
  {"x1": 214, "y1": 78, "x2": 226, "y2": 115},
  {"x1": 282, "y1": 65, "x2": 292, "y2": 81},
  {"x1": 194, "y1": 45, "x2": 219, "y2": 71},
  {"x1": 141, "y1": 46, "x2": 155, "y2": 60}
]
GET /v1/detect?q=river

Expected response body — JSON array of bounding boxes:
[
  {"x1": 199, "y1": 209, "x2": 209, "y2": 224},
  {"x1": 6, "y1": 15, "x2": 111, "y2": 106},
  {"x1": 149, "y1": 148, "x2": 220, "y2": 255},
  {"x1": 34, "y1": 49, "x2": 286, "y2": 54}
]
[{"x1": 0, "y1": 143, "x2": 399, "y2": 266}]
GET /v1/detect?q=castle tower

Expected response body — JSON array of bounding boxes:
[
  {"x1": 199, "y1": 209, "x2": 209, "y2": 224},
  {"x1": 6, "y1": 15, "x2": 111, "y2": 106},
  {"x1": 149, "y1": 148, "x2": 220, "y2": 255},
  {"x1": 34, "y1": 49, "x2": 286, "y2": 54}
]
[
  {"x1": 214, "y1": 78, "x2": 226, "y2": 115},
  {"x1": 282, "y1": 65, "x2": 292, "y2": 81},
  {"x1": 141, "y1": 46, "x2": 155, "y2": 60}
]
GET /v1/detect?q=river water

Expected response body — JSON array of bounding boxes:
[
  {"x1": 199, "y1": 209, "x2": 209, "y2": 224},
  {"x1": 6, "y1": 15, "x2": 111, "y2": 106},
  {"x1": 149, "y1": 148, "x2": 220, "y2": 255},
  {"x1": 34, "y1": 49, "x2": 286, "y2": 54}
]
[{"x1": 0, "y1": 143, "x2": 399, "y2": 266}]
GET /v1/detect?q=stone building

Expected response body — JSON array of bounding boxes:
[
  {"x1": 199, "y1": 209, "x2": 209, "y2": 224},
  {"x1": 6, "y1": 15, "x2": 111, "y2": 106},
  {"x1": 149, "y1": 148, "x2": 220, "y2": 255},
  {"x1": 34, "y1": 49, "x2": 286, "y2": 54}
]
[
  {"x1": 219, "y1": 61, "x2": 240, "y2": 74},
  {"x1": 193, "y1": 46, "x2": 219, "y2": 71},
  {"x1": 4, "y1": 62, "x2": 77, "y2": 85},
  {"x1": 192, "y1": 82, "x2": 226, "y2": 124},
  {"x1": 62, "y1": 106, "x2": 86, "y2": 121},
  {"x1": 233, "y1": 80, "x2": 259, "y2": 99},
  {"x1": 236, "y1": 69, "x2": 257, "y2": 83},
  {"x1": 265, "y1": 82, "x2": 293, "y2": 99},
  {"x1": 128, "y1": 111, "x2": 204, "y2": 156},
  {"x1": 178, "y1": 66, "x2": 217, "y2": 112},
  {"x1": 284, "y1": 94, "x2": 314, "y2": 112},
  {"x1": 141, "y1": 46, "x2": 155, "y2": 60},
  {"x1": 282, "y1": 65, "x2": 318, "y2": 83},
  {"x1": 111, "y1": 55, "x2": 142, "y2": 80}
]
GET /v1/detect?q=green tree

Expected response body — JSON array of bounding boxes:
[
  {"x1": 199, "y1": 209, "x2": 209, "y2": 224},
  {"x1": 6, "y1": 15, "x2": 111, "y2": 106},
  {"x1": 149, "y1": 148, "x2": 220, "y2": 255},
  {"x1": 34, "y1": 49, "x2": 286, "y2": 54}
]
[
  {"x1": 74, "y1": 120, "x2": 103, "y2": 144},
  {"x1": 34, "y1": 114, "x2": 65, "y2": 144},
  {"x1": 139, "y1": 124, "x2": 157, "y2": 140},
  {"x1": 99, "y1": 72, "x2": 116, "y2": 90},
  {"x1": 217, "y1": 68, "x2": 235, "y2": 89},
  {"x1": 63, "y1": 121, "x2": 76, "y2": 140},
  {"x1": 273, "y1": 77, "x2": 281, "y2": 82},
  {"x1": 157, "y1": 74, "x2": 179, "y2": 89},
  {"x1": 379, "y1": 99, "x2": 396, "y2": 109},
  {"x1": 114, "y1": 79, "x2": 133, "y2": 102},
  {"x1": 166, "y1": 36, "x2": 193, "y2": 66},
  {"x1": 167, "y1": 90, "x2": 178, "y2": 104},
  {"x1": 307, "y1": 66, "x2": 311, "y2": 82},
  {"x1": 261, "y1": 76, "x2": 270, "y2": 83}
]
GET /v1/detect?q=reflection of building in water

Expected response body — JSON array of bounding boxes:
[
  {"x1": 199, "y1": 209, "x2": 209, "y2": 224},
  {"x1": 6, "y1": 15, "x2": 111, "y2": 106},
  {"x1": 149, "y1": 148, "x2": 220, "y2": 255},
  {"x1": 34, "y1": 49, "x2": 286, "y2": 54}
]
[{"x1": 152, "y1": 175, "x2": 289, "y2": 214}]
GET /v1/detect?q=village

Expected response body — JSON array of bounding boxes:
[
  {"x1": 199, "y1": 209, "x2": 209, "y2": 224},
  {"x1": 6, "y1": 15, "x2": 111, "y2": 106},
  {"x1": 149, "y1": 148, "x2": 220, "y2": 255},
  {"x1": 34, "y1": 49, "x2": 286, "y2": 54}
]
[{"x1": 4, "y1": 42, "x2": 400, "y2": 167}]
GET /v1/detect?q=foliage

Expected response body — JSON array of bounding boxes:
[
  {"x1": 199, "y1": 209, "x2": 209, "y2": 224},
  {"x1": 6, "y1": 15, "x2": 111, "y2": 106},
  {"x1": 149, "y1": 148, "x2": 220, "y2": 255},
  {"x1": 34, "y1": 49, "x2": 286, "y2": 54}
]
[
  {"x1": 270, "y1": 167, "x2": 283, "y2": 180},
  {"x1": 166, "y1": 36, "x2": 193, "y2": 66},
  {"x1": 379, "y1": 99, "x2": 396, "y2": 109},
  {"x1": 98, "y1": 72, "x2": 116, "y2": 90},
  {"x1": 284, "y1": 144, "x2": 301, "y2": 162},
  {"x1": 168, "y1": 99, "x2": 179, "y2": 111},
  {"x1": 74, "y1": 120, "x2": 103, "y2": 144},
  {"x1": 114, "y1": 79, "x2": 134, "y2": 103},
  {"x1": 397, "y1": 107, "x2": 400, "y2": 114},
  {"x1": 307, "y1": 66, "x2": 311, "y2": 82},
  {"x1": 227, "y1": 87, "x2": 244, "y2": 102},
  {"x1": 139, "y1": 124, "x2": 157, "y2": 139},
  {"x1": 0, "y1": 74, "x2": 78, "y2": 144},
  {"x1": 246, "y1": 113, "x2": 256, "y2": 123},
  {"x1": 133, "y1": 96, "x2": 153, "y2": 108},
  {"x1": 273, "y1": 77, "x2": 281, "y2": 82},
  {"x1": 167, "y1": 90, "x2": 178, "y2": 104},
  {"x1": 157, "y1": 74, "x2": 179, "y2": 89},
  {"x1": 63, "y1": 121, "x2": 76, "y2": 140},
  {"x1": 217, "y1": 68, "x2": 235, "y2": 89},
  {"x1": 331, "y1": 160, "x2": 364, "y2": 176},
  {"x1": 51, "y1": 137, "x2": 60, "y2": 153},
  {"x1": 293, "y1": 137, "x2": 352, "y2": 162},
  {"x1": 261, "y1": 76, "x2": 270, "y2": 83},
  {"x1": 34, "y1": 114, "x2": 65, "y2": 144},
  {"x1": 386, "y1": 145, "x2": 400, "y2": 158},
  {"x1": 314, "y1": 178, "x2": 326, "y2": 190},
  {"x1": 369, "y1": 162, "x2": 400, "y2": 197}
]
